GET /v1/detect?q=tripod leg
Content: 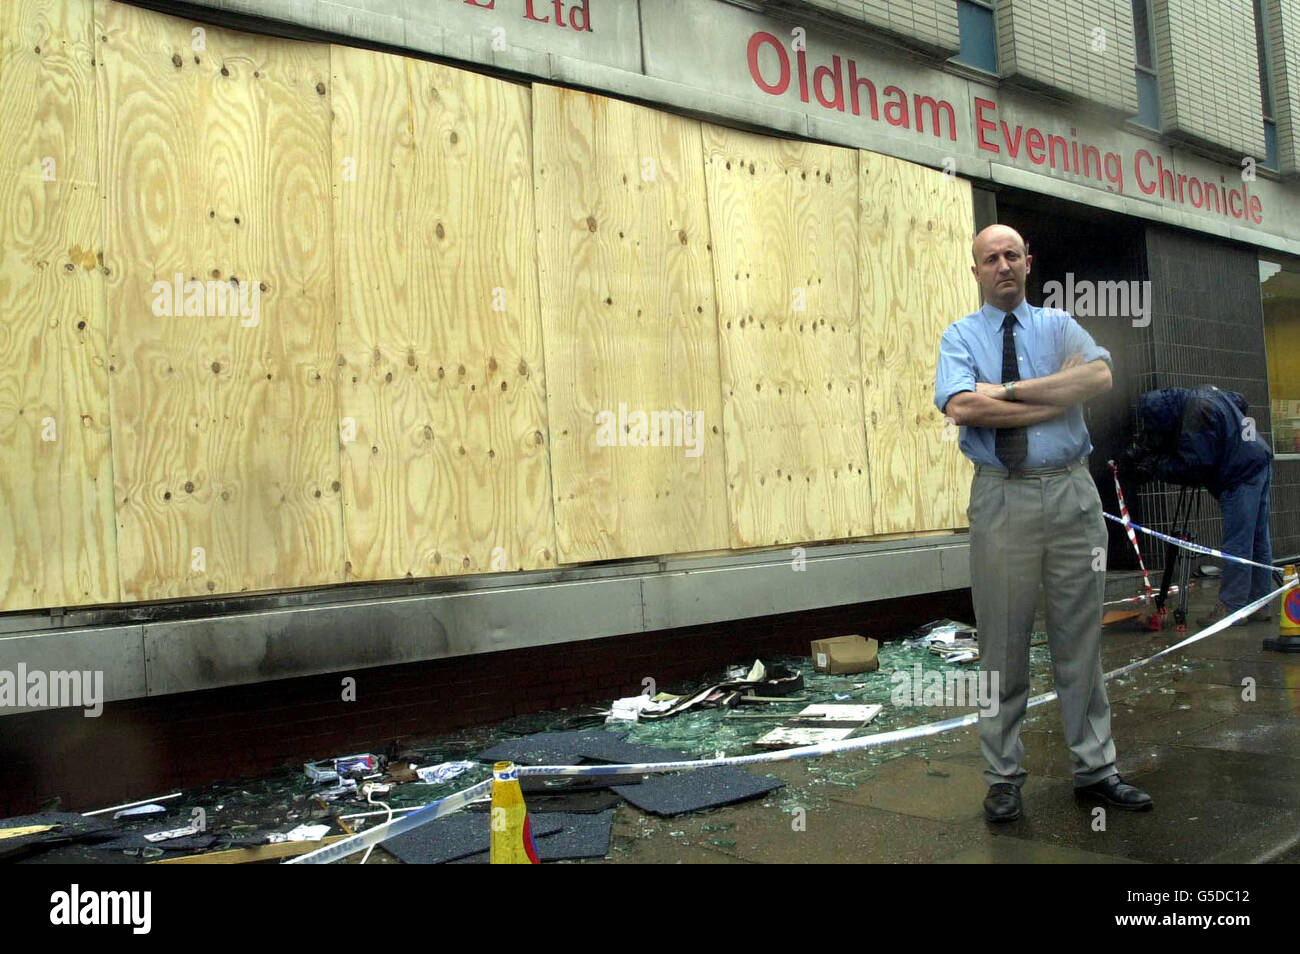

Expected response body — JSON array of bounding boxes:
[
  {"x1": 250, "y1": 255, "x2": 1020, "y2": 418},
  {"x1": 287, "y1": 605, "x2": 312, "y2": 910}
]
[
  {"x1": 1170, "y1": 488, "x2": 1195, "y2": 633},
  {"x1": 1177, "y1": 489, "x2": 1198, "y2": 629},
  {"x1": 1152, "y1": 488, "x2": 1189, "y2": 628}
]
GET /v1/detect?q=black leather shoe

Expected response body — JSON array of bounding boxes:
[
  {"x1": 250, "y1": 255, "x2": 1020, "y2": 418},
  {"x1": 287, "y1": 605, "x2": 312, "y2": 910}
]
[
  {"x1": 1075, "y1": 774, "x2": 1153, "y2": 811},
  {"x1": 984, "y1": 782, "x2": 1022, "y2": 822}
]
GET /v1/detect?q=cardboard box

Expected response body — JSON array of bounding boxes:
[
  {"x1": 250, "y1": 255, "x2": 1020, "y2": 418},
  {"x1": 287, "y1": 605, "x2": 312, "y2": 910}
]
[{"x1": 810, "y1": 635, "x2": 879, "y2": 674}]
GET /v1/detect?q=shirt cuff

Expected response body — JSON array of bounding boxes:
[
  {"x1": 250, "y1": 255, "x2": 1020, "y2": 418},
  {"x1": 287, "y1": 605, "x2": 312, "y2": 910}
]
[
  {"x1": 1082, "y1": 347, "x2": 1113, "y2": 371},
  {"x1": 937, "y1": 387, "x2": 973, "y2": 415}
]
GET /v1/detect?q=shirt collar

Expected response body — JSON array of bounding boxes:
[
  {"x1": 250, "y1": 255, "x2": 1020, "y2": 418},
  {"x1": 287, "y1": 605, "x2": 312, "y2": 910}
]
[{"x1": 979, "y1": 298, "x2": 1032, "y2": 329}]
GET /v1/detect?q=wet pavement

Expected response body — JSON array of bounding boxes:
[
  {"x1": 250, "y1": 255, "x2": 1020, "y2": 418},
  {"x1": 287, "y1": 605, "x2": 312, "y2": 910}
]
[{"x1": 594, "y1": 579, "x2": 1300, "y2": 864}]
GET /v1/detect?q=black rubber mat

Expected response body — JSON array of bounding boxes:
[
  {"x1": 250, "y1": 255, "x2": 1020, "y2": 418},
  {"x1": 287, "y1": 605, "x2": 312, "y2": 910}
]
[
  {"x1": 382, "y1": 810, "x2": 564, "y2": 864},
  {"x1": 449, "y1": 810, "x2": 615, "y2": 863},
  {"x1": 612, "y1": 767, "x2": 784, "y2": 816},
  {"x1": 93, "y1": 832, "x2": 219, "y2": 852},
  {"x1": 475, "y1": 729, "x2": 686, "y2": 767},
  {"x1": 466, "y1": 788, "x2": 623, "y2": 813},
  {"x1": 475, "y1": 731, "x2": 622, "y2": 766},
  {"x1": 0, "y1": 813, "x2": 115, "y2": 860}
]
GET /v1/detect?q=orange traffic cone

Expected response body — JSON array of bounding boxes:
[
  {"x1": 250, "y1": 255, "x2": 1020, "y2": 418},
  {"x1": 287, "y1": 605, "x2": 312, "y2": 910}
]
[{"x1": 488, "y1": 761, "x2": 540, "y2": 864}]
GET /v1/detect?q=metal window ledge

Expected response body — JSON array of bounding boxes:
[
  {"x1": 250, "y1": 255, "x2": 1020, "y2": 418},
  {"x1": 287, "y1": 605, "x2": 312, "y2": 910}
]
[{"x1": 0, "y1": 535, "x2": 970, "y2": 713}]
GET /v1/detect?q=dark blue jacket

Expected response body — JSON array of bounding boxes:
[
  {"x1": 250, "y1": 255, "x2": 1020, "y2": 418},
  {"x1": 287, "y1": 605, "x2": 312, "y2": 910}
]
[{"x1": 1137, "y1": 386, "x2": 1271, "y2": 497}]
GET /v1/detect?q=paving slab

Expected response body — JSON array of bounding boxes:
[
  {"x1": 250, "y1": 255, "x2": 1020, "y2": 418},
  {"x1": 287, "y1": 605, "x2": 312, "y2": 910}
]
[
  {"x1": 1174, "y1": 713, "x2": 1300, "y2": 759},
  {"x1": 694, "y1": 799, "x2": 983, "y2": 864},
  {"x1": 1108, "y1": 700, "x2": 1236, "y2": 744},
  {"x1": 1172, "y1": 659, "x2": 1300, "y2": 689},
  {"x1": 1124, "y1": 744, "x2": 1300, "y2": 810},
  {"x1": 935, "y1": 838, "x2": 1142, "y2": 864},
  {"x1": 1007, "y1": 776, "x2": 1300, "y2": 864},
  {"x1": 1115, "y1": 680, "x2": 1295, "y2": 716},
  {"x1": 827, "y1": 756, "x2": 1056, "y2": 822},
  {"x1": 604, "y1": 806, "x2": 752, "y2": 864}
]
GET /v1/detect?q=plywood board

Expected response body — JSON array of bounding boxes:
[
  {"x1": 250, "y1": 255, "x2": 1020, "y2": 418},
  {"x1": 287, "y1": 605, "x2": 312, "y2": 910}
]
[
  {"x1": 332, "y1": 50, "x2": 556, "y2": 579},
  {"x1": 533, "y1": 85, "x2": 729, "y2": 563},
  {"x1": 98, "y1": 1, "x2": 342, "y2": 600},
  {"x1": 704, "y1": 125, "x2": 871, "y2": 548},
  {"x1": 858, "y1": 152, "x2": 976, "y2": 534},
  {"x1": 0, "y1": 0, "x2": 117, "y2": 611}
]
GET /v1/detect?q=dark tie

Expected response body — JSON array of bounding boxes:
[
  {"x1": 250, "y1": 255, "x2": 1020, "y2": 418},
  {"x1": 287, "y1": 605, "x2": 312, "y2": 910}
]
[{"x1": 995, "y1": 313, "x2": 1028, "y2": 470}]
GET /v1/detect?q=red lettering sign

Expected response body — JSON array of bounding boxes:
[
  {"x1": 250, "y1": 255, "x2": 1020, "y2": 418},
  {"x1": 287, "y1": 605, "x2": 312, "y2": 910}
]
[{"x1": 738, "y1": 32, "x2": 1267, "y2": 227}]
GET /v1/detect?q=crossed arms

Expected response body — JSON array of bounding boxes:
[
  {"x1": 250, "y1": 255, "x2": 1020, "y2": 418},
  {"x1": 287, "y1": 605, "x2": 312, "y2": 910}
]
[{"x1": 943, "y1": 355, "x2": 1112, "y2": 428}]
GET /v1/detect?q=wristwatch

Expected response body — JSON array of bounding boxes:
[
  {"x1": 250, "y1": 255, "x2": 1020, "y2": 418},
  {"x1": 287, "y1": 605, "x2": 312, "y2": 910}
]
[{"x1": 1004, "y1": 381, "x2": 1018, "y2": 401}]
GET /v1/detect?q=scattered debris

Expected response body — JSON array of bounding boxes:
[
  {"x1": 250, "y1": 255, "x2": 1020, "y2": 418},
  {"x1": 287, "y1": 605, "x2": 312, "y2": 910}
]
[
  {"x1": 755, "y1": 703, "x2": 882, "y2": 748},
  {"x1": 476, "y1": 730, "x2": 685, "y2": 767},
  {"x1": 0, "y1": 824, "x2": 56, "y2": 840},
  {"x1": 113, "y1": 803, "x2": 170, "y2": 820},
  {"x1": 811, "y1": 635, "x2": 879, "y2": 674},
  {"x1": 94, "y1": 830, "x2": 219, "y2": 853},
  {"x1": 605, "y1": 693, "x2": 680, "y2": 722},
  {"x1": 736, "y1": 693, "x2": 810, "y2": 704},
  {"x1": 415, "y1": 761, "x2": 477, "y2": 785},
  {"x1": 1, "y1": 629, "x2": 1083, "y2": 863},
  {"x1": 304, "y1": 760, "x2": 340, "y2": 784},
  {"x1": 384, "y1": 763, "x2": 421, "y2": 784},
  {"x1": 144, "y1": 824, "x2": 203, "y2": 843},
  {"x1": 624, "y1": 661, "x2": 806, "y2": 721},
  {"x1": 267, "y1": 823, "x2": 331, "y2": 843},
  {"x1": 83, "y1": 792, "x2": 184, "y2": 818},
  {"x1": 929, "y1": 639, "x2": 980, "y2": 664},
  {"x1": 0, "y1": 813, "x2": 115, "y2": 861},
  {"x1": 340, "y1": 804, "x2": 428, "y2": 822},
  {"x1": 903, "y1": 619, "x2": 977, "y2": 649},
  {"x1": 304, "y1": 753, "x2": 384, "y2": 785},
  {"x1": 155, "y1": 836, "x2": 349, "y2": 865},
  {"x1": 315, "y1": 779, "x2": 358, "y2": 801},
  {"x1": 335, "y1": 754, "x2": 382, "y2": 775}
]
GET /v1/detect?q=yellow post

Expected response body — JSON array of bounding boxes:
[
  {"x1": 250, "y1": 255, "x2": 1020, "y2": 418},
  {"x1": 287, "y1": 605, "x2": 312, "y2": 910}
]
[
  {"x1": 1266, "y1": 566, "x2": 1300, "y2": 653},
  {"x1": 1281, "y1": 566, "x2": 1300, "y2": 635},
  {"x1": 488, "y1": 761, "x2": 539, "y2": 864}
]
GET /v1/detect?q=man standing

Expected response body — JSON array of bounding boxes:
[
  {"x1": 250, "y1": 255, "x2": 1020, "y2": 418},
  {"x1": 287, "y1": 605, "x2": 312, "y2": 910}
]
[{"x1": 934, "y1": 224, "x2": 1152, "y2": 822}]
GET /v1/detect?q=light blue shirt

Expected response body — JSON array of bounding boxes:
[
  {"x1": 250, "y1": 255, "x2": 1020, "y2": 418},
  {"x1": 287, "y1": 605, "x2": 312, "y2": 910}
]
[{"x1": 934, "y1": 300, "x2": 1113, "y2": 469}]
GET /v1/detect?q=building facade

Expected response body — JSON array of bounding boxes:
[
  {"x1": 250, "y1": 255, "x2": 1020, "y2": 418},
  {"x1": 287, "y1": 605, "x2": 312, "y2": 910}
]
[
  {"x1": 3, "y1": 1, "x2": 1299, "y2": 807},
  {"x1": 121, "y1": 0, "x2": 1300, "y2": 588}
]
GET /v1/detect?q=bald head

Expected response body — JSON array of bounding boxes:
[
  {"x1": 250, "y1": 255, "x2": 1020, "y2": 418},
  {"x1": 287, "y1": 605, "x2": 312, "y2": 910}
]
[
  {"x1": 970, "y1": 223, "x2": 1032, "y2": 311},
  {"x1": 971, "y1": 224, "x2": 1027, "y2": 265}
]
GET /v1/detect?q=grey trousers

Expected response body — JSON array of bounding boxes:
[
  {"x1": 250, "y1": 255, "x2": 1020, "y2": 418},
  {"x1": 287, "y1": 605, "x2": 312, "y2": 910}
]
[{"x1": 968, "y1": 457, "x2": 1118, "y2": 789}]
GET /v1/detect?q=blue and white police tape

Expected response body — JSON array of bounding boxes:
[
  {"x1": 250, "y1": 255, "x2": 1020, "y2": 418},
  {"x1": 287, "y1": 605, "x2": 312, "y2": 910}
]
[
  {"x1": 287, "y1": 577, "x2": 1294, "y2": 864},
  {"x1": 287, "y1": 777, "x2": 494, "y2": 865},
  {"x1": 1102, "y1": 512, "x2": 1278, "y2": 571}
]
